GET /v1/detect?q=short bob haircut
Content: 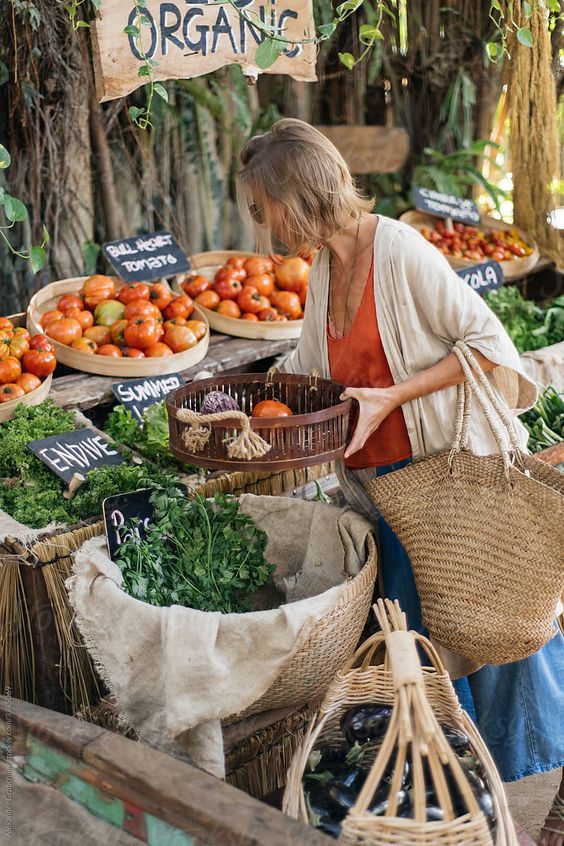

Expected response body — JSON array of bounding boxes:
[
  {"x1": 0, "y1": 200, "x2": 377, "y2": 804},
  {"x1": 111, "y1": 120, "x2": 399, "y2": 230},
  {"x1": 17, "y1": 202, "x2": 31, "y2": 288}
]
[{"x1": 237, "y1": 119, "x2": 374, "y2": 256}]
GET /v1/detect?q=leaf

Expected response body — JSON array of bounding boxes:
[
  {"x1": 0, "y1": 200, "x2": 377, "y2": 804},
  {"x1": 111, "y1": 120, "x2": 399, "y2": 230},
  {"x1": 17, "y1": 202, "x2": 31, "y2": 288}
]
[
  {"x1": 523, "y1": 1, "x2": 532, "y2": 17},
  {"x1": 547, "y1": 0, "x2": 560, "y2": 11},
  {"x1": 490, "y1": 0, "x2": 502, "y2": 10},
  {"x1": 82, "y1": 240, "x2": 100, "y2": 276},
  {"x1": 138, "y1": 65, "x2": 152, "y2": 77},
  {"x1": 359, "y1": 24, "x2": 384, "y2": 45},
  {"x1": 338, "y1": 52, "x2": 356, "y2": 70},
  {"x1": 129, "y1": 106, "x2": 144, "y2": 121},
  {"x1": 516, "y1": 26, "x2": 533, "y2": 47},
  {"x1": 30, "y1": 246, "x2": 46, "y2": 274},
  {"x1": 336, "y1": 0, "x2": 363, "y2": 16},
  {"x1": 123, "y1": 24, "x2": 140, "y2": 36},
  {"x1": 485, "y1": 41, "x2": 499, "y2": 60},
  {"x1": 3, "y1": 195, "x2": 28, "y2": 223},
  {"x1": 75, "y1": 20, "x2": 90, "y2": 28},
  {"x1": 153, "y1": 83, "x2": 168, "y2": 102},
  {"x1": 42, "y1": 224, "x2": 50, "y2": 246},
  {"x1": 254, "y1": 38, "x2": 283, "y2": 69},
  {"x1": 0, "y1": 145, "x2": 11, "y2": 169},
  {"x1": 318, "y1": 21, "x2": 337, "y2": 37},
  {"x1": 91, "y1": 0, "x2": 102, "y2": 8}
]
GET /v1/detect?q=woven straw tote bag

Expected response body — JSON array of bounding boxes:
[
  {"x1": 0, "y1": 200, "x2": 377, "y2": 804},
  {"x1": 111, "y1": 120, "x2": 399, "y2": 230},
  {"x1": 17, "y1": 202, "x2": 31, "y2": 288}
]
[{"x1": 365, "y1": 341, "x2": 564, "y2": 665}]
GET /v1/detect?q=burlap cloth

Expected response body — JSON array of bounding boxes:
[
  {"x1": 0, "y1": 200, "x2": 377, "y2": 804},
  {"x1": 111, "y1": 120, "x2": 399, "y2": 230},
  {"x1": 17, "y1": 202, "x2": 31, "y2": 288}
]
[
  {"x1": 520, "y1": 341, "x2": 564, "y2": 390},
  {"x1": 67, "y1": 494, "x2": 374, "y2": 777}
]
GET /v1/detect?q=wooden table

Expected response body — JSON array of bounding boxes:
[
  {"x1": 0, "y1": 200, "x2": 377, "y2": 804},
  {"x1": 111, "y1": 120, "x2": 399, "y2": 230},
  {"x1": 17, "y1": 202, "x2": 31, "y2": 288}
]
[{"x1": 49, "y1": 332, "x2": 297, "y2": 412}]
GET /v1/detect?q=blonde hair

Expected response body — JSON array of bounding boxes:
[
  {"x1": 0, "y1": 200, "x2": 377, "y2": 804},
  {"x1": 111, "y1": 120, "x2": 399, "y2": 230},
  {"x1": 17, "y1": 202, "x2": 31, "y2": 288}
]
[{"x1": 237, "y1": 118, "x2": 374, "y2": 256}]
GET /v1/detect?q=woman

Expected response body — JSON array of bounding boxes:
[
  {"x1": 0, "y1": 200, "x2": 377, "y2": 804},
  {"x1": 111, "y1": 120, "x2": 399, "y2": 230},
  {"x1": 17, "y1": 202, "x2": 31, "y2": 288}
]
[{"x1": 238, "y1": 118, "x2": 564, "y2": 845}]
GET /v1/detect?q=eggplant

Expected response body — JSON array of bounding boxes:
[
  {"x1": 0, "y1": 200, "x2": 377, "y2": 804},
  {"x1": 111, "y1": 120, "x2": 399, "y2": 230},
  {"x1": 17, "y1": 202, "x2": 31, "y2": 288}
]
[
  {"x1": 399, "y1": 801, "x2": 445, "y2": 822},
  {"x1": 340, "y1": 703, "x2": 393, "y2": 744},
  {"x1": 306, "y1": 783, "x2": 349, "y2": 825},
  {"x1": 317, "y1": 818, "x2": 342, "y2": 839},
  {"x1": 440, "y1": 724, "x2": 471, "y2": 756},
  {"x1": 331, "y1": 764, "x2": 366, "y2": 792},
  {"x1": 368, "y1": 785, "x2": 410, "y2": 817},
  {"x1": 382, "y1": 752, "x2": 411, "y2": 789},
  {"x1": 328, "y1": 782, "x2": 357, "y2": 811}
]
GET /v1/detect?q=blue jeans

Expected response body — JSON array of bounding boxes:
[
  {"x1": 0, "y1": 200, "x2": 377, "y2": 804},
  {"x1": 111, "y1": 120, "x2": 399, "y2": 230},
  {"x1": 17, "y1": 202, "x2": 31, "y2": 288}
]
[{"x1": 375, "y1": 458, "x2": 564, "y2": 782}]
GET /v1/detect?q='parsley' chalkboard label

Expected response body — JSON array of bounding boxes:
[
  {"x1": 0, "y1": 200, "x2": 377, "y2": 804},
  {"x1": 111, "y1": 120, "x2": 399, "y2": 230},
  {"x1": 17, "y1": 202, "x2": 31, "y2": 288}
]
[
  {"x1": 111, "y1": 373, "x2": 184, "y2": 423},
  {"x1": 102, "y1": 230, "x2": 191, "y2": 283},
  {"x1": 103, "y1": 484, "x2": 188, "y2": 561},
  {"x1": 457, "y1": 260, "x2": 504, "y2": 295},
  {"x1": 413, "y1": 187, "x2": 480, "y2": 225},
  {"x1": 28, "y1": 428, "x2": 123, "y2": 483}
]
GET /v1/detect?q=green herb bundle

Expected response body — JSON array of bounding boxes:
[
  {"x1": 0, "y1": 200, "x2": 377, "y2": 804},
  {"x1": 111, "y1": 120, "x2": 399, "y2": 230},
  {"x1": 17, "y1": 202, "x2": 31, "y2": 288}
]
[
  {"x1": 484, "y1": 288, "x2": 564, "y2": 354},
  {"x1": 105, "y1": 402, "x2": 194, "y2": 471},
  {"x1": 520, "y1": 386, "x2": 564, "y2": 454},
  {"x1": 0, "y1": 401, "x2": 177, "y2": 529},
  {"x1": 114, "y1": 483, "x2": 274, "y2": 613}
]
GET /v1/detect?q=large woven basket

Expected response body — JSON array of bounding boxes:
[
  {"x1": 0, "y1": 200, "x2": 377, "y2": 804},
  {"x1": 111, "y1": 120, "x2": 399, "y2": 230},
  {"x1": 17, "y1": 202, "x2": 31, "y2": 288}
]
[
  {"x1": 167, "y1": 372, "x2": 352, "y2": 471},
  {"x1": 283, "y1": 600, "x2": 517, "y2": 846},
  {"x1": 366, "y1": 342, "x2": 564, "y2": 665}
]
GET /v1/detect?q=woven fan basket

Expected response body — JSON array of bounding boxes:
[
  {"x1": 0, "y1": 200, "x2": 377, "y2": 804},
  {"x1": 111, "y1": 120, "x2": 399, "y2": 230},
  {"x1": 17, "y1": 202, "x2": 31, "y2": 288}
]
[
  {"x1": 284, "y1": 599, "x2": 517, "y2": 846},
  {"x1": 167, "y1": 372, "x2": 353, "y2": 472},
  {"x1": 366, "y1": 342, "x2": 564, "y2": 665}
]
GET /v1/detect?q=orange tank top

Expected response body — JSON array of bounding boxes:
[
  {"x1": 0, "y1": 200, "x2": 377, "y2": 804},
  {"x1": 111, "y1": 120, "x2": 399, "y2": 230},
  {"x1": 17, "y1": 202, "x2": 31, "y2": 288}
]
[{"x1": 327, "y1": 261, "x2": 412, "y2": 469}]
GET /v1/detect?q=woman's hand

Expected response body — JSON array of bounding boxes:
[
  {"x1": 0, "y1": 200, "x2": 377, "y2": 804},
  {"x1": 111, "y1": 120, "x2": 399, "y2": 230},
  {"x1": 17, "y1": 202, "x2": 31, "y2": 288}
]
[{"x1": 341, "y1": 386, "x2": 399, "y2": 458}]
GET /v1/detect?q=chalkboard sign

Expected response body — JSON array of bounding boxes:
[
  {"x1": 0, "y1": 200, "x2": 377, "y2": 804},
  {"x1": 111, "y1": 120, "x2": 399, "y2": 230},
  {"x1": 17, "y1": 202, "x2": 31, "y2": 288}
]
[
  {"x1": 111, "y1": 373, "x2": 184, "y2": 423},
  {"x1": 457, "y1": 260, "x2": 504, "y2": 296},
  {"x1": 102, "y1": 230, "x2": 191, "y2": 283},
  {"x1": 103, "y1": 484, "x2": 187, "y2": 561},
  {"x1": 413, "y1": 187, "x2": 480, "y2": 225},
  {"x1": 28, "y1": 428, "x2": 123, "y2": 483}
]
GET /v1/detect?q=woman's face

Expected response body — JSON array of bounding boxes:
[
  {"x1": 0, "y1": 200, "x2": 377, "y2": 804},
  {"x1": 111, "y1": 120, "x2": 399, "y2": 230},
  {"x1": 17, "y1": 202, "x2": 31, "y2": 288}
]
[{"x1": 249, "y1": 188, "x2": 289, "y2": 247}]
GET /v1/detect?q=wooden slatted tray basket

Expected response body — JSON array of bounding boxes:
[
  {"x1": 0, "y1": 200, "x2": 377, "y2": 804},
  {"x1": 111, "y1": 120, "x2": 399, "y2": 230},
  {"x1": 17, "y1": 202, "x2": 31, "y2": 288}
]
[
  {"x1": 174, "y1": 250, "x2": 304, "y2": 340},
  {"x1": 400, "y1": 211, "x2": 539, "y2": 280},
  {"x1": 167, "y1": 372, "x2": 353, "y2": 471},
  {"x1": 27, "y1": 277, "x2": 210, "y2": 376}
]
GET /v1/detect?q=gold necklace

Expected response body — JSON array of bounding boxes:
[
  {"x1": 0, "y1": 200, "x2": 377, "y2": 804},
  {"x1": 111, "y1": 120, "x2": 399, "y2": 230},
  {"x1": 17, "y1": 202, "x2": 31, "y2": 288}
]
[{"x1": 330, "y1": 216, "x2": 361, "y2": 338}]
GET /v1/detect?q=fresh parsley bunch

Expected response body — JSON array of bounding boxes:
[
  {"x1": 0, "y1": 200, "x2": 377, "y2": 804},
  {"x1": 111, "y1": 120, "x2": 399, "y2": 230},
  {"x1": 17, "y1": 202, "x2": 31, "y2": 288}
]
[{"x1": 114, "y1": 483, "x2": 274, "y2": 613}]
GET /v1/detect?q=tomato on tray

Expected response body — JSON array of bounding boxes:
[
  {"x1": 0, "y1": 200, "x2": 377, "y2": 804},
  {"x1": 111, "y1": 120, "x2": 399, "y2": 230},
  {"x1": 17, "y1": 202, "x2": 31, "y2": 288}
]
[
  {"x1": 124, "y1": 317, "x2": 161, "y2": 350},
  {"x1": 81, "y1": 275, "x2": 116, "y2": 309},
  {"x1": 181, "y1": 275, "x2": 210, "y2": 299},
  {"x1": 17, "y1": 373, "x2": 41, "y2": 394},
  {"x1": 117, "y1": 282, "x2": 150, "y2": 305},
  {"x1": 163, "y1": 325, "x2": 198, "y2": 353},
  {"x1": 22, "y1": 348, "x2": 56, "y2": 378},
  {"x1": 0, "y1": 357, "x2": 22, "y2": 384},
  {"x1": 144, "y1": 342, "x2": 174, "y2": 357},
  {"x1": 45, "y1": 318, "x2": 83, "y2": 346},
  {"x1": 149, "y1": 282, "x2": 172, "y2": 312},
  {"x1": 217, "y1": 300, "x2": 241, "y2": 319},
  {"x1": 163, "y1": 294, "x2": 194, "y2": 320},
  {"x1": 97, "y1": 344, "x2": 123, "y2": 357},
  {"x1": 72, "y1": 337, "x2": 98, "y2": 355},
  {"x1": 0, "y1": 384, "x2": 25, "y2": 402}
]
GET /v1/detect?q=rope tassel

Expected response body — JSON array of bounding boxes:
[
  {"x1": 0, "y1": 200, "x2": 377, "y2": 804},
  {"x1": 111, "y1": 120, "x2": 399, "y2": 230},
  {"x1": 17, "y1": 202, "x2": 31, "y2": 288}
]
[{"x1": 177, "y1": 408, "x2": 271, "y2": 461}]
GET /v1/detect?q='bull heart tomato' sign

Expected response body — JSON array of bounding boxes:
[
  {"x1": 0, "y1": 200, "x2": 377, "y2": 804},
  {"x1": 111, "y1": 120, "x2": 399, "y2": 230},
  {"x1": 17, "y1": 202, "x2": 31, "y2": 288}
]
[{"x1": 92, "y1": 0, "x2": 317, "y2": 102}]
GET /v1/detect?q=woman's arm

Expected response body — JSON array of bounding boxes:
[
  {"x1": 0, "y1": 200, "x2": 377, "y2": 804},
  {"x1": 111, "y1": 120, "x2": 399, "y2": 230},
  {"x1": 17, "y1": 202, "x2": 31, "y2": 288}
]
[{"x1": 342, "y1": 348, "x2": 496, "y2": 458}]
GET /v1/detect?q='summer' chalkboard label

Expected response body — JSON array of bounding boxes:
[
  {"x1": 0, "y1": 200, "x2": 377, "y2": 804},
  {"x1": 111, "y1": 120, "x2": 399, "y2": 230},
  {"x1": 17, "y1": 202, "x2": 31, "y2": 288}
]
[
  {"x1": 28, "y1": 428, "x2": 123, "y2": 483},
  {"x1": 111, "y1": 373, "x2": 184, "y2": 423},
  {"x1": 413, "y1": 187, "x2": 480, "y2": 225},
  {"x1": 102, "y1": 230, "x2": 191, "y2": 283},
  {"x1": 103, "y1": 484, "x2": 187, "y2": 561},
  {"x1": 457, "y1": 260, "x2": 504, "y2": 295}
]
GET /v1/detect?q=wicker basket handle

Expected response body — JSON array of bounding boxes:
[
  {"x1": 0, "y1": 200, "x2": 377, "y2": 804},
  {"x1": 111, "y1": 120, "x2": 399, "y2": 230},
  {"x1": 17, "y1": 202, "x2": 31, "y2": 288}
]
[{"x1": 176, "y1": 408, "x2": 271, "y2": 461}]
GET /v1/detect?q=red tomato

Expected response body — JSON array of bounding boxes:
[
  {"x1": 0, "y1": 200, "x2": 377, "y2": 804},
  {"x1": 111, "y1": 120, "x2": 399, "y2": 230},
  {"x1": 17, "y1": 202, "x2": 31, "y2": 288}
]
[
  {"x1": 22, "y1": 349, "x2": 56, "y2": 378},
  {"x1": 214, "y1": 276, "x2": 243, "y2": 301},
  {"x1": 195, "y1": 290, "x2": 220, "y2": 311},
  {"x1": 244, "y1": 272, "x2": 274, "y2": 298},
  {"x1": 144, "y1": 342, "x2": 174, "y2": 357},
  {"x1": 163, "y1": 294, "x2": 194, "y2": 320},
  {"x1": 39, "y1": 310, "x2": 64, "y2": 329},
  {"x1": 274, "y1": 257, "x2": 309, "y2": 293},
  {"x1": 0, "y1": 318, "x2": 14, "y2": 333},
  {"x1": 0, "y1": 357, "x2": 22, "y2": 384},
  {"x1": 110, "y1": 319, "x2": 129, "y2": 346},
  {"x1": 181, "y1": 275, "x2": 210, "y2": 299},
  {"x1": 251, "y1": 400, "x2": 293, "y2": 418},
  {"x1": 271, "y1": 291, "x2": 302, "y2": 320},
  {"x1": 241, "y1": 312, "x2": 259, "y2": 322},
  {"x1": 71, "y1": 337, "x2": 98, "y2": 355},
  {"x1": 215, "y1": 267, "x2": 241, "y2": 286},
  {"x1": 299, "y1": 278, "x2": 308, "y2": 307},
  {"x1": 117, "y1": 283, "x2": 150, "y2": 305},
  {"x1": 185, "y1": 320, "x2": 208, "y2": 340},
  {"x1": 96, "y1": 344, "x2": 123, "y2": 357},
  {"x1": 81, "y1": 275, "x2": 116, "y2": 310},
  {"x1": 28, "y1": 334, "x2": 54, "y2": 352},
  {"x1": 217, "y1": 300, "x2": 241, "y2": 319},
  {"x1": 226, "y1": 256, "x2": 246, "y2": 271},
  {"x1": 17, "y1": 373, "x2": 42, "y2": 393},
  {"x1": 13, "y1": 327, "x2": 30, "y2": 342},
  {"x1": 0, "y1": 383, "x2": 25, "y2": 402},
  {"x1": 237, "y1": 287, "x2": 263, "y2": 314},
  {"x1": 244, "y1": 256, "x2": 274, "y2": 275},
  {"x1": 123, "y1": 317, "x2": 160, "y2": 350},
  {"x1": 66, "y1": 308, "x2": 94, "y2": 330},
  {"x1": 46, "y1": 318, "x2": 83, "y2": 346},
  {"x1": 149, "y1": 282, "x2": 172, "y2": 312},
  {"x1": 122, "y1": 347, "x2": 145, "y2": 358},
  {"x1": 5, "y1": 336, "x2": 30, "y2": 360},
  {"x1": 164, "y1": 317, "x2": 187, "y2": 330},
  {"x1": 57, "y1": 294, "x2": 84, "y2": 313},
  {"x1": 124, "y1": 299, "x2": 161, "y2": 322},
  {"x1": 163, "y1": 325, "x2": 198, "y2": 353},
  {"x1": 257, "y1": 307, "x2": 279, "y2": 322},
  {"x1": 84, "y1": 325, "x2": 112, "y2": 346}
]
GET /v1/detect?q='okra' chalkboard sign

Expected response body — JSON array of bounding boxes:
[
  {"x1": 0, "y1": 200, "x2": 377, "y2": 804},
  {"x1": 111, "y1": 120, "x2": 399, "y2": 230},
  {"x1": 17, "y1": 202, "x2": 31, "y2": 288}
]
[
  {"x1": 413, "y1": 187, "x2": 480, "y2": 225},
  {"x1": 103, "y1": 484, "x2": 187, "y2": 561},
  {"x1": 102, "y1": 230, "x2": 191, "y2": 283},
  {"x1": 111, "y1": 373, "x2": 184, "y2": 423},
  {"x1": 457, "y1": 260, "x2": 504, "y2": 296},
  {"x1": 28, "y1": 428, "x2": 123, "y2": 483}
]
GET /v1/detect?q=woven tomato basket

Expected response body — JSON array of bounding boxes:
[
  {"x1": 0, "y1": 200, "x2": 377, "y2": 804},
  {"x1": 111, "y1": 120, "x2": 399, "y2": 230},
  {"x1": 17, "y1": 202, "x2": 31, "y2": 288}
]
[{"x1": 167, "y1": 372, "x2": 353, "y2": 471}]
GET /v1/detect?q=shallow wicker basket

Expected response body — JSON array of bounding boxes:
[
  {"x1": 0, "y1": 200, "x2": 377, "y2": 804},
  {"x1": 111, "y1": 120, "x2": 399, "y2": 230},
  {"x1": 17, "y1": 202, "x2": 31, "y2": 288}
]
[
  {"x1": 0, "y1": 312, "x2": 53, "y2": 421},
  {"x1": 399, "y1": 210, "x2": 539, "y2": 281},
  {"x1": 27, "y1": 277, "x2": 210, "y2": 377},
  {"x1": 284, "y1": 599, "x2": 517, "y2": 846},
  {"x1": 167, "y1": 372, "x2": 353, "y2": 472}
]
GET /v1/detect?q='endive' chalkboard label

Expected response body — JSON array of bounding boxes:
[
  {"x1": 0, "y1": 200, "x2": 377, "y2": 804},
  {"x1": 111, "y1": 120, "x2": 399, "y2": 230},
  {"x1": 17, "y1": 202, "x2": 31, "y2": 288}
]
[{"x1": 28, "y1": 428, "x2": 123, "y2": 483}]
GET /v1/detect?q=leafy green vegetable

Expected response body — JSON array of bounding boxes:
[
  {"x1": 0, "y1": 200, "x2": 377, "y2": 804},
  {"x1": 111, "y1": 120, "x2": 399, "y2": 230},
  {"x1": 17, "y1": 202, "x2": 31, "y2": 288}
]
[
  {"x1": 520, "y1": 386, "x2": 564, "y2": 454},
  {"x1": 0, "y1": 401, "x2": 177, "y2": 528},
  {"x1": 105, "y1": 402, "x2": 195, "y2": 471},
  {"x1": 484, "y1": 288, "x2": 564, "y2": 354},
  {"x1": 114, "y1": 483, "x2": 274, "y2": 613}
]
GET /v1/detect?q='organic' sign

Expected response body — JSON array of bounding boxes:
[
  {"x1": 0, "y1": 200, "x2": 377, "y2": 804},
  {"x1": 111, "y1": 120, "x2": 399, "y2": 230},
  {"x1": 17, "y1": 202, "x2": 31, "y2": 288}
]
[{"x1": 92, "y1": 0, "x2": 317, "y2": 102}]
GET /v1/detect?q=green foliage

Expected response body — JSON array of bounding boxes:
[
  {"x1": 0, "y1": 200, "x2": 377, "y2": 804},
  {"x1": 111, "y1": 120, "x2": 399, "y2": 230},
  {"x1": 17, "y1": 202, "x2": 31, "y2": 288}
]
[
  {"x1": 82, "y1": 240, "x2": 101, "y2": 276},
  {"x1": 520, "y1": 386, "x2": 564, "y2": 454},
  {"x1": 105, "y1": 402, "x2": 185, "y2": 470},
  {"x1": 0, "y1": 143, "x2": 48, "y2": 271},
  {"x1": 484, "y1": 288, "x2": 564, "y2": 354},
  {"x1": 115, "y1": 485, "x2": 274, "y2": 612}
]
